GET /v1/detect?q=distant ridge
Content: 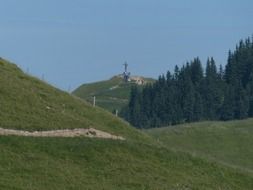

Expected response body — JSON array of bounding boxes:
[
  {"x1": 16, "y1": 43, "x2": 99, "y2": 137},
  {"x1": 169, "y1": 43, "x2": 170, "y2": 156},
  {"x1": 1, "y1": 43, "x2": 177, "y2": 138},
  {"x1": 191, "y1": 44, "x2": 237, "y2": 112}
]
[{"x1": 72, "y1": 74, "x2": 155, "y2": 113}]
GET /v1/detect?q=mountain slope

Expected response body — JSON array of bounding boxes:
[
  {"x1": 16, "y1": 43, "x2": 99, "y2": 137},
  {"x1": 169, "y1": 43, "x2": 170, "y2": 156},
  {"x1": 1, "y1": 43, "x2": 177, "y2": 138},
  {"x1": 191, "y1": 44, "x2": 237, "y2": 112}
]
[
  {"x1": 145, "y1": 119, "x2": 253, "y2": 173},
  {"x1": 1, "y1": 58, "x2": 253, "y2": 189},
  {"x1": 0, "y1": 58, "x2": 146, "y2": 141},
  {"x1": 72, "y1": 75, "x2": 155, "y2": 113}
]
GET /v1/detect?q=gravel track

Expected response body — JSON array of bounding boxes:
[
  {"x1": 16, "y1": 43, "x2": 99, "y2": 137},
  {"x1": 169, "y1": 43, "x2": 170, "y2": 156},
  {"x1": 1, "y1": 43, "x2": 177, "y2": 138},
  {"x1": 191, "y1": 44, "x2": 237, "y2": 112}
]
[{"x1": 0, "y1": 127, "x2": 125, "y2": 140}]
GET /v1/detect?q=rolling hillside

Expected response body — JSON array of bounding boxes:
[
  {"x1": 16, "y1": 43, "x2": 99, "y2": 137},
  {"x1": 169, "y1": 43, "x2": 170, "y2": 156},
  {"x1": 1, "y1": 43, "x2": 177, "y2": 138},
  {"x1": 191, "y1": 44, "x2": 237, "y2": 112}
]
[
  {"x1": 1, "y1": 58, "x2": 253, "y2": 189},
  {"x1": 72, "y1": 75, "x2": 155, "y2": 113},
  {"x1": 145, "y1": 119, "x2": 253, "y2": 174},
  {"x1": 0, "y1": 58, "x2": 146, "y2": 141}
]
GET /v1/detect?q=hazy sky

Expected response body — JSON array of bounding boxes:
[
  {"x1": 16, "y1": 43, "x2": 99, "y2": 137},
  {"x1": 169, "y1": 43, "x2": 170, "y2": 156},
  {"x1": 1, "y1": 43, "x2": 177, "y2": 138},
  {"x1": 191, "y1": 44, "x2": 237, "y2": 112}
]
[{"x1": 0, "y1": 0, "x2": 253, "y2": 90}]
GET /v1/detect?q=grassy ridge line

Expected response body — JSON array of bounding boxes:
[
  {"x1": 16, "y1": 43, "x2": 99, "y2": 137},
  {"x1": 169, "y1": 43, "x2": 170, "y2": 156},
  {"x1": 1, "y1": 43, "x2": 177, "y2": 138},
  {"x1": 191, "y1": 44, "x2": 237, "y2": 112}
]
[
  {"x1": 145, "y1": 119, "x2": 253, "y2": 174},
  {"x1": 0, "y1": 58, "x2": 150, "y2": 142},
  {"x1": 1, "y1": 136, "x2": 253, "y2": 190},
  {"x1": 72, "y1": 76, "x2": 155, "y2": 112},
  {"x1": 72, "y1": 76, "x2": 134, "y2": 112}
]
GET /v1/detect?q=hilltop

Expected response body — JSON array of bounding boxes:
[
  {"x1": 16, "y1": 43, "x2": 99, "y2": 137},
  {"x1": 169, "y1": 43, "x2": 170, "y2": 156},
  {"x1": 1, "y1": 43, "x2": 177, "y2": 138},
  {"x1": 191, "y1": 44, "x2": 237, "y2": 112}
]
[
  {"x1": 72, "y1": 74, "x2": 155, "y2": 113},
  {"x1": 1, "y1": 58, "x2": 253, "y2": 189}
]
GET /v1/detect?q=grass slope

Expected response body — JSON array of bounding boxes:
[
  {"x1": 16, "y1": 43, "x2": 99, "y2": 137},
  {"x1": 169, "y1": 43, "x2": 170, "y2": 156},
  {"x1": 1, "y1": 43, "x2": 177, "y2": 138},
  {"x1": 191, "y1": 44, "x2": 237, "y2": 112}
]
[
  {"x1": 1, "y1": 58, "x2": 253, "y2": 189},
  {"x1": 1, "y1": 137, "x2": 253, "y2": 190},
  {"x1": 145, "y1": 119, "x2": 253, "y2": 174},
  {"x1": 0, "y1": 58, "x2": 146, "y2": 141},
  {"x1": 72, "y1": 76, "x2": 154, "y2": 113}
]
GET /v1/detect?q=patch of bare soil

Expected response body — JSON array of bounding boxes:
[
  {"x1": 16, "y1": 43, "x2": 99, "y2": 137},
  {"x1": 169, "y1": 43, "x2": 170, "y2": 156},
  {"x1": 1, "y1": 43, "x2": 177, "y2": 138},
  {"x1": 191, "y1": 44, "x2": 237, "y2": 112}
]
[{"x1": 0, "y1": 127, "x2": 125, "y2": 140}]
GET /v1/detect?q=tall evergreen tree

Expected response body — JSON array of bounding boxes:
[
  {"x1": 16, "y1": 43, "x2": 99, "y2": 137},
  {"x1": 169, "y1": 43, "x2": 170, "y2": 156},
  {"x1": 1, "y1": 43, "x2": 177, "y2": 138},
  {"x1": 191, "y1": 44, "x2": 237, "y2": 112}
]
[
  {"x1": 221, "y1": 85, "x2": 235, "y2": 120},
  {"x1": 234, "y1": 82, "x2": 249, "y2": 119},
  {"x1": 128, "y1": 86, "x2": 142, "y2": 128}
]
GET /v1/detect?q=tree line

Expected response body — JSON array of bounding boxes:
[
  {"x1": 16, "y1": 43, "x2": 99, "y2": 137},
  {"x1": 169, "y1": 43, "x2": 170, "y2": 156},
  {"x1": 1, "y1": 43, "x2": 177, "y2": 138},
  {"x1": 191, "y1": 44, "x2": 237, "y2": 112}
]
[{"x1": 121, "y1": 36, "x2": 253, "y2": 128}]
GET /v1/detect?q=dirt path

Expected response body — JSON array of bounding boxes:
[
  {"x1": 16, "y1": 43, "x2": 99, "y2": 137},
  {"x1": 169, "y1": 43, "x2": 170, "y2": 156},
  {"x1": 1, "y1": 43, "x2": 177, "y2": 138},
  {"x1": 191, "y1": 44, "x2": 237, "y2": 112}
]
[{"x1": 0, "y1": 127, "x2": 125, "y2": 140}]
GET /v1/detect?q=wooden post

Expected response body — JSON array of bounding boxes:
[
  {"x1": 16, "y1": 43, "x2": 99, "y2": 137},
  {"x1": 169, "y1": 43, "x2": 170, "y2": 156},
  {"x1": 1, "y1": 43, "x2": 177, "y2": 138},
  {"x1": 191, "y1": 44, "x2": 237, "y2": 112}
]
[{"x1": 93, "y1": 96, "x2": 96, "y2": 107}]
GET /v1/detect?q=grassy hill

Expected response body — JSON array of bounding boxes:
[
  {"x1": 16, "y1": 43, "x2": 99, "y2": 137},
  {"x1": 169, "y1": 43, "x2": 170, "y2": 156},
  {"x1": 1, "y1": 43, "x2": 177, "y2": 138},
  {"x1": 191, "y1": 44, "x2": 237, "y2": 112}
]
[
  {"x1": 0, "y1": 58, "x2": 146, "y2": 141},
  {"x1": 1, "y1": 58, "x2": 253, "y2": 189},
  {"x1": 145, "y1": 119, "x2": 253, "y2": 174},
  {"x1": 72, "y1": 75, "x2": 154, "y2": 113}
]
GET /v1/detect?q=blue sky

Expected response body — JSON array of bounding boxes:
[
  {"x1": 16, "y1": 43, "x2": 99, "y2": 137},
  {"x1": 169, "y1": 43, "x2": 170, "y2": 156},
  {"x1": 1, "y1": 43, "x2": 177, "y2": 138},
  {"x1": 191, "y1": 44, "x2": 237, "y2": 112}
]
[{"x1": 0, "y1": 0, "x2": 253, "y2": 90}]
